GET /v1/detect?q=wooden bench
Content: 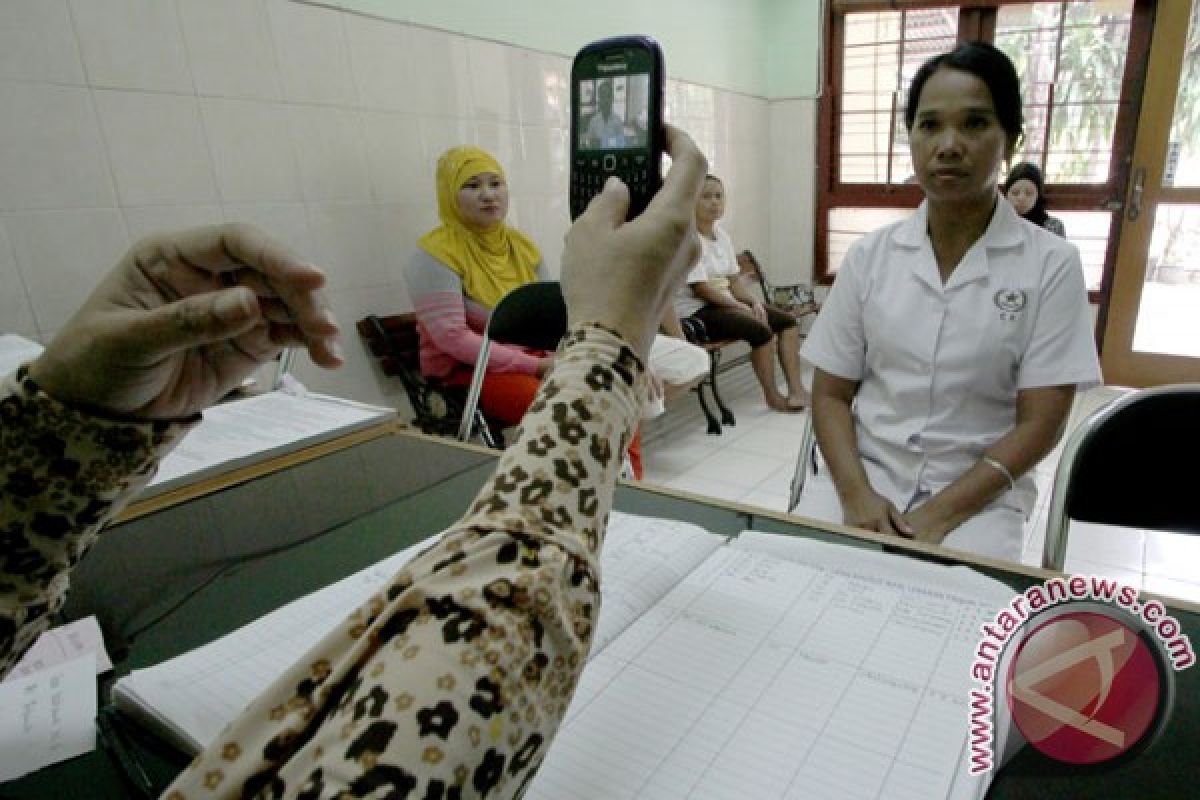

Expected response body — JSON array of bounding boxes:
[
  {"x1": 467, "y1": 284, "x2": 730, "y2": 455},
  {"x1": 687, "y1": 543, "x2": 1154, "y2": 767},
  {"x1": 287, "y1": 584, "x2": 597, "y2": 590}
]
[{"x1": 356, "y1": 314, "x2": 502, "y2": 448}]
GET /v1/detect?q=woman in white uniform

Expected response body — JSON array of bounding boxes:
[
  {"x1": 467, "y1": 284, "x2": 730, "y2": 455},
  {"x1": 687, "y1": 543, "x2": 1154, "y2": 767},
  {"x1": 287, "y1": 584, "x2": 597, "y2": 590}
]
[{"x1": 797, "y1": 42, "x2": 1101, "y2": 562}]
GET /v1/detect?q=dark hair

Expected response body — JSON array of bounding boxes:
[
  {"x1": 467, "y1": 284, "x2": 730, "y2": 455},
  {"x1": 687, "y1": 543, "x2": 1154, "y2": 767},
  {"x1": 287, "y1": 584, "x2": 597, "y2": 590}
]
[
  {"x1": 904, "y1": 41, "x2": 1023, "y2": 150},
  {"x1": 1003, "y1": 161, "x2": 1048, "y2": 225}
]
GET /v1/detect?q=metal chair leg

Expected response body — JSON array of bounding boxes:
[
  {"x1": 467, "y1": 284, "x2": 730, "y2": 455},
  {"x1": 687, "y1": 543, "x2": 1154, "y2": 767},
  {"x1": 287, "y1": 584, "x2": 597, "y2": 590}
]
[
  {"x1": 694, "y1": 383, "x2": 722, "y2": 435},
  {"x1": 788, "y1": 411, "x2": 816, "y2": 513},
  {"x1": 707, "y1": 350, "x2": 735, "y2": 427},
  {"x1": 458, "y1": 336, "x2": 492, "y2": 442}
]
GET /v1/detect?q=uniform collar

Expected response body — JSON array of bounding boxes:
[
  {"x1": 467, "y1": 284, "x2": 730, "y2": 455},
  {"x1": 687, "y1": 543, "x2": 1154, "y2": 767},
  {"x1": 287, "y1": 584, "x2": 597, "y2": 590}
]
[{"x1": 890, "y1": 198, "x2": 1024, "y2": 290}]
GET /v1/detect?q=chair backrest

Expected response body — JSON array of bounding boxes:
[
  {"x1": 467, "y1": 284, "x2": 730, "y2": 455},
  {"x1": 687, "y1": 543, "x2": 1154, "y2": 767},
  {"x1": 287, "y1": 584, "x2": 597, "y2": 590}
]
[
  {"x1": 487, "y1": 281, "x2": 567, "y2": 351},
  {"x1": 1043, "y1": 384, "x2": 1200, "y2": 568},
  {"x1": 357, "y1": 313, "x2": 466, "y2": 438},
  {"x1": 458, "y1": 281, "x2": 568, "y2": 442}
]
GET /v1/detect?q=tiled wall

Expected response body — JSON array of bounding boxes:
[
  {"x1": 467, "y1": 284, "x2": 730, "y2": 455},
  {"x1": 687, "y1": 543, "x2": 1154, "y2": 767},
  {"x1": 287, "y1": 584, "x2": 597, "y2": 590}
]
[{"x1": 0, "y1": 0, "x2": 785, "y2": 408}]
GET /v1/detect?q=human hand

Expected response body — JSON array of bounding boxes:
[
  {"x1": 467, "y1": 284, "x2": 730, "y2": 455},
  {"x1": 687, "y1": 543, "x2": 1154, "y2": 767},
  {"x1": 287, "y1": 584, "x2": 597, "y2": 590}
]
[
  {"x1": 899, "y1": 505, "x2": 951, "y2": 546},
  {"x1": 29, "y1": 224, "x2": 341, "y2": 419},
  {"x1": 749, "y1": 300, "x2": 768, "y2": 326},
  {"x1": 561, "y1": 125, "x2": 706, "y2": 359},
  {"x1": 842, "y1": 488, "x2": 914, "y2": 537}
]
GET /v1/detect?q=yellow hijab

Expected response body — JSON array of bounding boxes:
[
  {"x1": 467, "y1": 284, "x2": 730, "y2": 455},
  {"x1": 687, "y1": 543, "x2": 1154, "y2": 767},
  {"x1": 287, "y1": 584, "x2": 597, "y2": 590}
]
[{"x1": 418, "y1": 146, "x2": 542, "y2": 309}]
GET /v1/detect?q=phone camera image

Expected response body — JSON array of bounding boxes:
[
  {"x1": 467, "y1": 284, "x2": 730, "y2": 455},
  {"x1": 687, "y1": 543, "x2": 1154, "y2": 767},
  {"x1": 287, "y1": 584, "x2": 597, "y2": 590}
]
[
  {"x1": 569, "y1": 36, "x2": 664, "y2": 221},
  {"x1": 577, "y1": 74, "x2": 650, "y2": 151}
]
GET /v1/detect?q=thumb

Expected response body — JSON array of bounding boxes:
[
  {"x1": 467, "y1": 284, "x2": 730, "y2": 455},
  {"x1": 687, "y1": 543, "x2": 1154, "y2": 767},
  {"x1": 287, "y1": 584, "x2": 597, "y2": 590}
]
[
  {"x1": 581, "y1": 176, "x2": 630, "y2": 229},
  {"x1": 124, "y1": 287, "x2": 261, "y2": 356}
]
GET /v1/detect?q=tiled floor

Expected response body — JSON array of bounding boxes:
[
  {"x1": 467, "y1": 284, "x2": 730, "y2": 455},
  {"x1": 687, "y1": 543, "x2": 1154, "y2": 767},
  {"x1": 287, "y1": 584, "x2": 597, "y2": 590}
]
[{"x1": 641, "y1": 363, "x2": 1200, "y2": 604}]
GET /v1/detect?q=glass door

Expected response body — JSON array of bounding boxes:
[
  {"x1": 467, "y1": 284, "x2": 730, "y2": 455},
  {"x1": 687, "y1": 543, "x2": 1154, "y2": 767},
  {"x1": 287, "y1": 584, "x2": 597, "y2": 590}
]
[{"x1": 1101, "y1": 0, "x2": 1200, "y2": 385}]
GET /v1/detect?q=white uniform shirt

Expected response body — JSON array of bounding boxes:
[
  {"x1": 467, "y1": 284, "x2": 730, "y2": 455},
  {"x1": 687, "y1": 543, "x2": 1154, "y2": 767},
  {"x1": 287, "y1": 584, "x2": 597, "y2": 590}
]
[
  {"x1": 801, "y1": 199, "x2": 1101, "y2": 517},
  {"x1": 674, "y1": 226, "x2": 738, "y2": 317}
]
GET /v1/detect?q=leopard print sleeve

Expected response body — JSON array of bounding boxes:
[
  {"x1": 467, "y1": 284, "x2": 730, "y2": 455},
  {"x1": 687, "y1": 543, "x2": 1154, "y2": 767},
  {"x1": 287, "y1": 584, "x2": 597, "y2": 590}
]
[
  {"x1": 0, "y1": 366, "x2": 193, "y2": 679},
  {"x1": 165, "y1": 324, "x2": 645, "y2": 800}
]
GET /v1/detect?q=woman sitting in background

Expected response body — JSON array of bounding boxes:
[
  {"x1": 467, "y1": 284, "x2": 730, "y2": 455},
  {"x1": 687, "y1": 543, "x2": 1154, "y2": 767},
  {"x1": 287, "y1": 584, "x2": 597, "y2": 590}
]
[
  {"x1": 407, "y1": 146, "x2": 707, "y2": 475},
  {"x1": 407, "y1": 146, "x2": 551, "y2": 429},
  {"x1": 1004, "y1": 161, "x2": 1066, "y2": 237},
  {"x1": 670, "y1": 174, "x2": 808, "y2": 412}
]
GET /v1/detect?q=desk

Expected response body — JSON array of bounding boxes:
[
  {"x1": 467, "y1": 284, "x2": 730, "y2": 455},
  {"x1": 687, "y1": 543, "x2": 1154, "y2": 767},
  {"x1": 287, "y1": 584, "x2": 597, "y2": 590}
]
[{"x1": 4, "y1": 431, "x2": 1197, "y2": 799}]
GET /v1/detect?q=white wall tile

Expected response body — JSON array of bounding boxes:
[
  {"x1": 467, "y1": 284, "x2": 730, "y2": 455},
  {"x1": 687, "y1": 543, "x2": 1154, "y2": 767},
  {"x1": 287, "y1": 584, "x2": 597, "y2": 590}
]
[
  {"x1": 222, "y1": 203, "x2": 315, "y2": 264},
  {"x1": 466, "y1": 39, "x2": 520, "y2": 125},
  {"x1": 361, "y1": 111, "x2": 426, "y2": 204},
  {"x1": 515, "y1": 51, "x2": 569, "y2": 129},
  {"x1": 123, "y1": 204, "x2": 223, "y2": 242},
  {"x1": 375, "y1": 202, "x2": 435, "y2": 286},
  {"x1": 473, "y1": 122, "x2": 520, "y2": 184},
  {"x1": 95, "y1": 90, "x2": 217, "y2": 206},
  {"x1": 0, "y1": 81, "x2": 115, "y2": 211},
  {"x1": 420, "y1": 116, "x2": 474, "y2": 173},
  {"x1": 510, "y1": 126, "x2": 567, "y2": 198},
  {"x1": 288, "y1": 106, "x2": 372, "y2": 204},
  {"x1": 769, "y1": 98, "x2": 817, "y2": 285},
  {"x1": 403, "y1": 25, "x2": 472, "y2": 119},
  {"x1": 291, "y1": 283, "x2": 415, "y2": 406},
  {"x1": 343, "y1": 12, "x2": 415, "y2": 112},
  {"x1": 177, "y1": 0, "x2": 281, "y2": 101},
  {"x1": 69, "y1": 0, "x2": 192, "y2": 92},
  {"x1": 306, "y1": 202, "x2": 389, "y2": 290},
  {"x1": 201, "y1": 97, "x2": 302, "y2": 204},
  {"x1": 0, "y1": 0, "x2": 84, "y2": 85},
  {"x1": 5, "y1": 208, "x2": 129, "y2": 334},
  {"x1": 0, "y1": 222, "x2": 38, "y2": 338},
  {"x1": 266, "y1": 0, "x2": 357, "y2": 107}
]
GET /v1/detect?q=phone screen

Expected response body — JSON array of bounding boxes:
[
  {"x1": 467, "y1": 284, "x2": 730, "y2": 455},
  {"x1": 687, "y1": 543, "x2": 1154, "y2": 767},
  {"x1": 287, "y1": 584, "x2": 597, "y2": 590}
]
[
  {"x1": 575, "y1": 73, "x2": 651, "y2": 151},
  {"x1": 569, "y1": 37, "x2": 663, "y2": 220}
]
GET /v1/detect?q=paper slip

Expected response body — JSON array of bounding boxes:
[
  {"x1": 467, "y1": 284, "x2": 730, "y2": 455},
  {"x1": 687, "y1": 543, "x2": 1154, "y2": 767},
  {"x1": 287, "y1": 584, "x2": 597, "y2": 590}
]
[
  {"x1": 0, "y1": 653, "x2": 97, "y2": 781},
  {"x1": 4, "y1": 616, "x2": 113, "y2": 682}
]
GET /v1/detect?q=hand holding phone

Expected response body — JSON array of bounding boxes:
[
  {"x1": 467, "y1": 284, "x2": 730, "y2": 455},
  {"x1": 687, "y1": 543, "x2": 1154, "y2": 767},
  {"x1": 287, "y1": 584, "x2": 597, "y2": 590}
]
[{"x1": 569, "y1": 36, "x2": 665, "y2": 221}]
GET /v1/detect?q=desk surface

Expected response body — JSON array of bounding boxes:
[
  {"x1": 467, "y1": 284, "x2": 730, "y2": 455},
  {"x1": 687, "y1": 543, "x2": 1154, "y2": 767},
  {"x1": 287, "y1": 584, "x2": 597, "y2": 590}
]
[{"x1": 4, "y1": 432, "x2": 1197, "y2": 799}]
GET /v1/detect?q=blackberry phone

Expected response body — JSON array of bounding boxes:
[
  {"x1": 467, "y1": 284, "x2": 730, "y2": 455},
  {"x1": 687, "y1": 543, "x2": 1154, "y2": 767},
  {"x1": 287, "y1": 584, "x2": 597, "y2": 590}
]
[{"x1": 569, "y1": 36, "x2": 665, "y2": 220}]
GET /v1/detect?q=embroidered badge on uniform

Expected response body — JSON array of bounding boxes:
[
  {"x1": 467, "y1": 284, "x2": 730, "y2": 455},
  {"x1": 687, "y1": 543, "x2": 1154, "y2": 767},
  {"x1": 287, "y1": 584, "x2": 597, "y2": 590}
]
[{"x1": 994, "y1": 288, "x2": 1027, "y2": 321}]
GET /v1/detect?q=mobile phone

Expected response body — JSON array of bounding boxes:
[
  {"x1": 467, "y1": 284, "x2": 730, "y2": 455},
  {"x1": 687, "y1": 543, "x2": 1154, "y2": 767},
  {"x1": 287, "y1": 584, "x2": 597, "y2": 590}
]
[{"x1": 569, "y1": 35, "x2": 665, "y2": 221}]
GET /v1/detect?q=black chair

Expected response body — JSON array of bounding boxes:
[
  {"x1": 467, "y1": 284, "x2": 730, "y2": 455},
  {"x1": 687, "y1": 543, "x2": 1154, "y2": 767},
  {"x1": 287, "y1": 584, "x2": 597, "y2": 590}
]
[
  {"x1": 1042, "y1": 384, "x2": 1200, "y2": 570},
  {"x1": 458, "y1": 281, "x2": 568, "y2": 442},
  {"x1": 357, "y1": 313, "x2": 501, "y2": 448}
]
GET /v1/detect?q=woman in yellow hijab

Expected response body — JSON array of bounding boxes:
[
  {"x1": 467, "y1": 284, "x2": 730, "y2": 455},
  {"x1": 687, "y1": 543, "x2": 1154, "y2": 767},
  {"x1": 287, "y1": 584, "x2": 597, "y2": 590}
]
[{"x1": 407, "y1": 146, "x2": 550, "y2": 427}]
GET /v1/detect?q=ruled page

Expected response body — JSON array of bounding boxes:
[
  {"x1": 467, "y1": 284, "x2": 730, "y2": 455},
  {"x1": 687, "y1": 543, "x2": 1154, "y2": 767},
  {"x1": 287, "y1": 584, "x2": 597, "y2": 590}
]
[
  {"x1": 112, "y1": 512, "x2": 724, "y2": 753},
  {"x1": 143, "y1": 391, "x2": 395, "y2": 497},
  {"x1": 525, "y1": 542, "x2": 1009, "y2": 800}
]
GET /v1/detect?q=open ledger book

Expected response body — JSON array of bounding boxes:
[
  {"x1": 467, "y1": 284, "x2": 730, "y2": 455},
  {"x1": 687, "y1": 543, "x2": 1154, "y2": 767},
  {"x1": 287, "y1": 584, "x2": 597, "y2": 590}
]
[
  {"x1": 112, "y1": 512, "x2": 1021, "y2": 799},
  {"x1": 141, "y1": 390, "x2": 394, "y2": 500}
]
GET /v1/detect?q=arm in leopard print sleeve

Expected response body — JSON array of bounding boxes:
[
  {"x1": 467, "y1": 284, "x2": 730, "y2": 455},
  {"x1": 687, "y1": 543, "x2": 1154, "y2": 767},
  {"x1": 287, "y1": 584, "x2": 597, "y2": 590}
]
[
  {"x1": 164, "y1": 323, "x2": 645, "y2": 800},
  {"x1": 0, "y1": 367, "x2": 193, "y2": 679}
]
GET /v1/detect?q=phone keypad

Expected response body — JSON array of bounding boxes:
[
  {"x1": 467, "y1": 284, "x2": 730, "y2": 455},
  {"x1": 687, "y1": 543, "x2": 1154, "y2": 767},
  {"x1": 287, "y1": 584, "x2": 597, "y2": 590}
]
[{"x1": 571, "y1": 153, "x2": 656, "y2": 218}]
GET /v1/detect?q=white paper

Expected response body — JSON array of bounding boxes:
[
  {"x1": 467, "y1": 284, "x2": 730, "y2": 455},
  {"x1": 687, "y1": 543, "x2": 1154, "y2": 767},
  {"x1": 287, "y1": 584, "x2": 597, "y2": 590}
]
[
  {"x1": 144, "y1": 391, "x2": 394, "y2": 498},
  {"x1": 0, "y1": 334, "x2": 43, "y2": 378},
  {"x1": 0, "y1": 654, "x2": 97, "y2": 781},
  {"x1": 526, "y1": 541, "x2": 1013, "y2": 800},
  {"x1": 5, "y1": 617, "x2": 113, "y2": 682},
  {"x1": 112, "y1": 512, "x2": 727, "y2": 754}
]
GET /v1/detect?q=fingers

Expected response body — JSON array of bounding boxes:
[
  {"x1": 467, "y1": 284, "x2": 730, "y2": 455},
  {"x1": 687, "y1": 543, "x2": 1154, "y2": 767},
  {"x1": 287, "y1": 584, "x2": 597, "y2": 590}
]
[
  {"x1": 144, "y1": 224, "x2": 342, "y2": 368},
  {"x1": 648, "y1": 125, "x2": 708, "y2": 217},
  {"x1": 578, "y1": 175, "x2": 631, "y2": 231},
  {"x1": 889, "y1": 505, "x2": 914, "y2": 536},
  {"x1": 123, "y1": 287, "x2": 264, "y2": 356}
]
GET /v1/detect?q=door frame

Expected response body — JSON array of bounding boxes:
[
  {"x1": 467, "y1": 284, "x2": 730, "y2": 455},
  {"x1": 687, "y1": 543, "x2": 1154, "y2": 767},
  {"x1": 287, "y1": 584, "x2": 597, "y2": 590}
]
[{"x1": 1100, "y1": 0, "x2": 1200, "y2": 386}]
